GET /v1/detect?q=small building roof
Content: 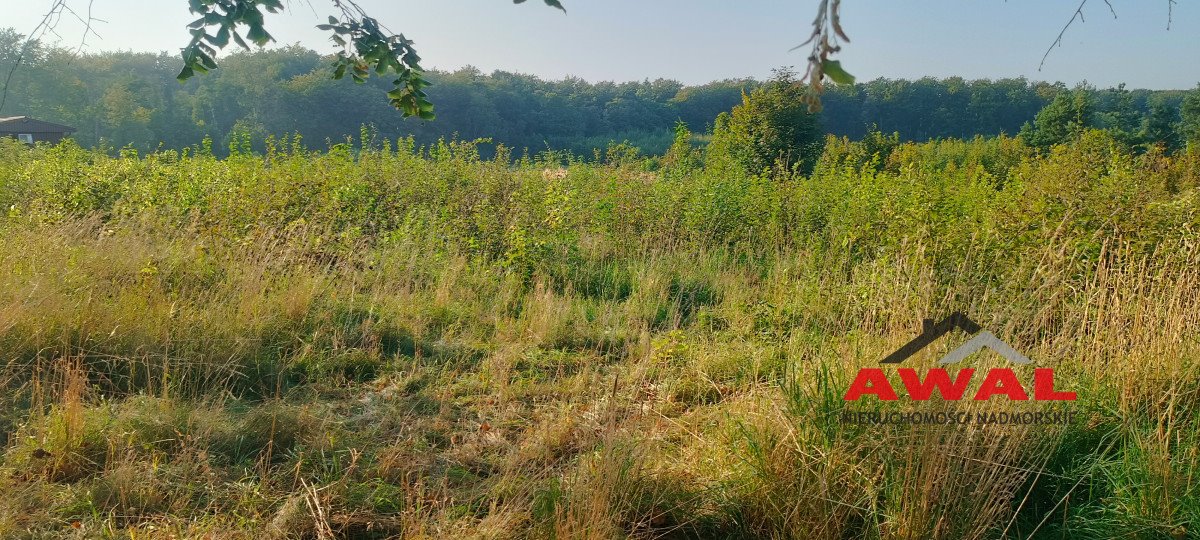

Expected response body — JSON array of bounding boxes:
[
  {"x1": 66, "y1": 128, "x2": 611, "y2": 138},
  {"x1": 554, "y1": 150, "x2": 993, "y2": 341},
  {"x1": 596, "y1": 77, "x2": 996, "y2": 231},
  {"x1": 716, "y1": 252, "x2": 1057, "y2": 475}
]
[{"x1": 0, "y1": 116, "x2": 77, "y2": 134}]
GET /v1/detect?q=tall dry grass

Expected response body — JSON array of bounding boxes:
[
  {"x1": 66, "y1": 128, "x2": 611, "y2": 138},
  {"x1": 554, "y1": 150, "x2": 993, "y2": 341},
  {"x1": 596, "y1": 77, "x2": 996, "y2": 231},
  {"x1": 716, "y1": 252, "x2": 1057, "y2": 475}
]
[{"x1": 0, "y1": 132, "x2": 1197, "y2": 538}]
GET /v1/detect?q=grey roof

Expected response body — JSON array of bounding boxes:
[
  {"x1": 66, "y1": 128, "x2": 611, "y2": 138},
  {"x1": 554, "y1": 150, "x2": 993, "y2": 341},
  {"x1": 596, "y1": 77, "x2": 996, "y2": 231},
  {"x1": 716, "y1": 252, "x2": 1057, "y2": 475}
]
[
  {"x1": 0, "y1": 116, "x2": 76, "y2": 133},
  {"x1": 937, "y1": 331, "x2": 1032, "y2": 365}
]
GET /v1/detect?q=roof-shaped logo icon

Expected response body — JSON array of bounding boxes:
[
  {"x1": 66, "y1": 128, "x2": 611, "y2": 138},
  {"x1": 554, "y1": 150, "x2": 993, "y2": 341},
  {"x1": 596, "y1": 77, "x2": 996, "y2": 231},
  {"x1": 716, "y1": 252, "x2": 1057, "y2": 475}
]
[{"x1": 881, "y1": 312, "x2": 1030, "y2": 365}]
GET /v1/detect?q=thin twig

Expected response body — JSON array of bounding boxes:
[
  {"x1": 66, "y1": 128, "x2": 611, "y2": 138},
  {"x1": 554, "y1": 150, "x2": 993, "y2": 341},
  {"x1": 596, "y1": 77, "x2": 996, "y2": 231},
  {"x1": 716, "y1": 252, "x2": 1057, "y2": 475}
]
[
  {"x1": 1040, "y1": 0, "x2": 1090, "y2": 71},
  {"x1": 0, "y1": 0, "x2": 101, "y2": 113},
  {"x1": 63, "y1": 0, "x2": 105, "y2": 59},
  {"x1": 1042, "y1": 1, "x2": 1178, "y2": 69},
  {"x1": 1, "y1": 1, "x2": 64, "y2": 114},
  {"x1": 1101, "y1": 0, "x2": 1117, "y2": 19}
]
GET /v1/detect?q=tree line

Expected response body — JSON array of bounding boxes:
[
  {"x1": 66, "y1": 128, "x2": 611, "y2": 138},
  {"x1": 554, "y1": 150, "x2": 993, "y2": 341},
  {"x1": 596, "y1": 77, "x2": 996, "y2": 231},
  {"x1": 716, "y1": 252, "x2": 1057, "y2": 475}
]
[{"x1": 2, "y1": 29, "x2": 1198, "y2": 156}]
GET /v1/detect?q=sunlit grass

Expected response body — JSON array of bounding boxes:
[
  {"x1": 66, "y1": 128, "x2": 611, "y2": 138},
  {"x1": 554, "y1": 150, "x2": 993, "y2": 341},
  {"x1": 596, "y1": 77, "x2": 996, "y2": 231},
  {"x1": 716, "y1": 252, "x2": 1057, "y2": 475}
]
[{"x1": 0, "y1": 132, "x2": 1197, "y2": 538}]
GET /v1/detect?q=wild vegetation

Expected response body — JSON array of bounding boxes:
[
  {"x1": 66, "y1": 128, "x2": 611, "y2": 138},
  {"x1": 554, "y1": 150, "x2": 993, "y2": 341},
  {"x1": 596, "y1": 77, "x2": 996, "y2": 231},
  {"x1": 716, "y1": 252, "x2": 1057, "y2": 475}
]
[
  {"x1": 3, "y1": 29, "x2": 1198, "y2": 157},
  {"x1": 1, "y1": 83, "x2": 1200, "y2": 539}
]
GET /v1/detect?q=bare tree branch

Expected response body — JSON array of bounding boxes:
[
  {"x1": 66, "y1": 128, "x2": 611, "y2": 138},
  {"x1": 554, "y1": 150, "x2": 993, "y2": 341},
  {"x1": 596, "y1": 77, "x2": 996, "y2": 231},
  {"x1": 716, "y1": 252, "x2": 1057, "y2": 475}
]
[
  {"x1": 0, "y1": 0, "x2": 101, "y2": 113},
  {"x1": 1041, "y1": 0, "x2": 1177, "y2": 70},
  {"x1": 1101, "y1": 0, "x2": 1117, "y2": 19},
  {"x1": 1040, "y1": 0, "x2": 1090, "y2": 72},
  {"x1": 61, "y1": 0, "x2": 105, "y2": 58}
]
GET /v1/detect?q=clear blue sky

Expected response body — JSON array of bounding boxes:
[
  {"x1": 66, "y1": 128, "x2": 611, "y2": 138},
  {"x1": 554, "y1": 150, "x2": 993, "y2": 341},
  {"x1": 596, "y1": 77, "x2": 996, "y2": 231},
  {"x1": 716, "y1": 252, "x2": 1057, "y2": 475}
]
[{"x1": 7, "y1": 0, "x2": 1199, "y2": 89}]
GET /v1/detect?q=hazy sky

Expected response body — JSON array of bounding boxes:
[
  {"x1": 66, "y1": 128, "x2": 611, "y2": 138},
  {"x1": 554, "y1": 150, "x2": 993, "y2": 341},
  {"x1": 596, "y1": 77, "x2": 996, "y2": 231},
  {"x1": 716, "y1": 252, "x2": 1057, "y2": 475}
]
[{"x1": 5, "y1": 1, "x2": 1199, "y2": 89}]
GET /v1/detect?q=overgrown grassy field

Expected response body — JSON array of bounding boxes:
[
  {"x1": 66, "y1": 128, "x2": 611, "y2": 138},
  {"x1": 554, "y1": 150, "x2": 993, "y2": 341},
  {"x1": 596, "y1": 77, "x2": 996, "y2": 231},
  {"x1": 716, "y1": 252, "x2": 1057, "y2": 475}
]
[{"x1": 0, "y1": 132, "x2": 1198, "y2": 539}]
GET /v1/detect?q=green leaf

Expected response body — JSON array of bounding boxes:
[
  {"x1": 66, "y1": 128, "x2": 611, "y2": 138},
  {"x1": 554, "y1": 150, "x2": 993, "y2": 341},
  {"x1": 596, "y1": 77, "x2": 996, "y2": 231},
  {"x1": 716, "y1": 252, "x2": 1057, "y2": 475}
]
[
  {"x1": 199, "y1": 52, "x2": 218, "y2": 70},
  {"x1": 246, "y1": 23, "x2": 271, "y2": 46},
  {"x1": 210, "y1": 25, "x2": 230, "y2": 47},
  {"x1": 821, "y1": 59, "x2": 855, "y2": 85},
  {"x1": 514, "y1": 0, "x2": 566, "y2": 11}
]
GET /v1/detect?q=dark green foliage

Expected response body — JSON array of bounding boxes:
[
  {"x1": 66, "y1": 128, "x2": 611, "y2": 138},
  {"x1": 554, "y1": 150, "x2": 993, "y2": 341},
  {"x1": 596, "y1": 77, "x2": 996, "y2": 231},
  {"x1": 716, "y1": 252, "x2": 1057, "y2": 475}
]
[
  {"x1": 708, "y1": 69, "x2": 825, "y2": 175},
  {"x1": 1142, "y1": 98, "x2": 1181, "y2": 151},
  {"x1": 666, "y1": 275, "x2": 721, "y2": 327},
  {"x1": 1020, "y1": 87, "x2": 1095, "y2": 151},
  {"x1": 544, "y1": 254, "x2": 635, "y2": 301},
  {"x1": 513, "y1": 0, "x2": 566, "y2": 10},
  {"x1": 661, "y1": 121, "x2": 702, "y2": 174},
  {"x1": 0, "y1": 34, "x2": 758, "y2": 155},
  {"x1": 1182, "y1": 85, "x2": 1200, "y2": 149},
  {"x1": 175, "y1": 1, "x2": 569, "y2": 118},
  {"x1": 858, "y1": 126, "x2": 901, "y2": 170},
  {"x1": 179, "y1": 0, "x2": 285, "y2": 82},
  {"x1": 821, "y1": 77, "x2": 1049, "y2": 140},
  {"x1": 317, "y1": 15, "x2": 434, "y2": 118},
  {"x1": 1098, "y1": 83, "x2": 1142, "y2": 147},
  {"x1": 3, "y1": 30, "x2": 1196, "y2": 159}
]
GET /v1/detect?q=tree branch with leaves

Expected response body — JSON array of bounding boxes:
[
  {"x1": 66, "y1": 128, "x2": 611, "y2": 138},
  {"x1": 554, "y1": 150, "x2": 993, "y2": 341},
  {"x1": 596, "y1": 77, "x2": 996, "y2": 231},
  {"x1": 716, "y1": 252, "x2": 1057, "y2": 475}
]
[
  {"x1": 177, "y1": 0, "x2": 564, "y2": 120},
  {"x1": 9, "y1": 0, "x2": 1186, "y2": 120},
  {"x1": 793, "y1": 0, "x2": 853, "y2": 112}
]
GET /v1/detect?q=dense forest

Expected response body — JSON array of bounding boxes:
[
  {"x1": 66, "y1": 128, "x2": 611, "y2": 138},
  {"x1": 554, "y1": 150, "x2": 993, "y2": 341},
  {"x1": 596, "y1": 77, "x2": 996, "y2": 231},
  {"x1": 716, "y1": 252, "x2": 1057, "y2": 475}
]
[{"x1": 1, "y1": 28, "x2": 1198, "y2": 156}]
